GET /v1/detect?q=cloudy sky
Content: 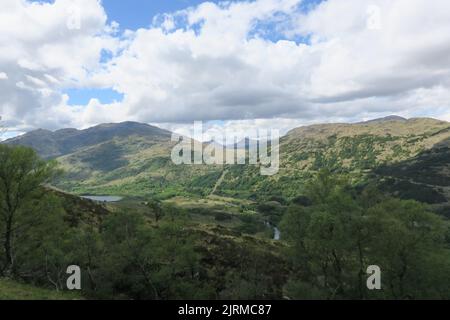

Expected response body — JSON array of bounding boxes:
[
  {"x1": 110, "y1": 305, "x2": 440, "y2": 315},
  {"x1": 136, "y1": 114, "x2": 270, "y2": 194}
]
[{"x1": 1, "y1": 0, "x2": 450, "y2": 138}]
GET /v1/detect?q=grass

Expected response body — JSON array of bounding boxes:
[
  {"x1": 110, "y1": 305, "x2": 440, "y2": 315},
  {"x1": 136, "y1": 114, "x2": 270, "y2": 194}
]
[
  {"x1": 107, "y1": 195, "x2": 274, "y2": 239},
  {"x1": 0, "y1": 278, "x2": 82, "y2": 300}
]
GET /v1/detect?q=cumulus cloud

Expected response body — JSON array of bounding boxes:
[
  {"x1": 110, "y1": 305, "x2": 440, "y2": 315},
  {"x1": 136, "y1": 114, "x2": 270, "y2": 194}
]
[
  {"x1": 91, "y1": 0, "x2": 450, "y2": 125},
  {"x1": 1, "y1": 0, "x2": 450, "y2": 135},
  {"x1": 293, "y1": 0, "x2": 450, "y2": 103},
  {"x1": 0, "y1": 0, "x2": 118, "y2": 131}
]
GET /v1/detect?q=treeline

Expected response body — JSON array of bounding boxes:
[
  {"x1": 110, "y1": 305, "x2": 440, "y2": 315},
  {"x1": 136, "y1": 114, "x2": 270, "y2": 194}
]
[
  {"x1": 280, "y1": 170, "x2": 450, "y2": 299},
  {"x1": 0, "y1": 145, "x2": 449, "y2": 299},
  {"x1": 0, "y1": 145, "x2": 284, "y2": 299}
]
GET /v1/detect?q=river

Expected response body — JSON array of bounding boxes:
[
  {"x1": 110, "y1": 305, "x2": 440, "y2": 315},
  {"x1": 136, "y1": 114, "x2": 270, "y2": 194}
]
[
  {"x1": 264, "y1": 221, "x2": 281, "y2": 241},
  {"x1": 273, "y1": 226, "x2": 281, "y2": 241}
]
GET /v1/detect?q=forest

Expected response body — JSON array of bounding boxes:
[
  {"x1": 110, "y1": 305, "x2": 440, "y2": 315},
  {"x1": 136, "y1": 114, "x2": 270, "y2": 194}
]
[{"x1": 1, "y1": 144, "x2": 449, "y2": 300}]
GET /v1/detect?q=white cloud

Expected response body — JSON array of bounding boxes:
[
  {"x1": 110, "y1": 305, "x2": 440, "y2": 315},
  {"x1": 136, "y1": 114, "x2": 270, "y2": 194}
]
[
  {"x1": 0, "y1": 72, "x2": 7, "y2": 80},
  {"x1": 1, "y1": 0, "x2": 450, "y2": 135},
  {"x1": 93, "y1": 0, "x2": 450, "y2": 126},
  {"x1": 0, "y1": 0, "x2": 118, "y2": 131},
  {"x1": 292, "y1": 0, "x2": 450, "y2": 102}
]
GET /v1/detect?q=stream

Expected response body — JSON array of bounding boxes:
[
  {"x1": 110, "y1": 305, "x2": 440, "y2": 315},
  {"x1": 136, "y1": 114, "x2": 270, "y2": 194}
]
[{"x1": 264, "y1": 221, "x2": 281, "y2": 241}]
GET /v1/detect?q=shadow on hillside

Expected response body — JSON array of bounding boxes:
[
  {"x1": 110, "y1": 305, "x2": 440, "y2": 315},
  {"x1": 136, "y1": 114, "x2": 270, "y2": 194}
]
[{"x1": 375, "y1": 137, "x2": 450, "y2": 216}]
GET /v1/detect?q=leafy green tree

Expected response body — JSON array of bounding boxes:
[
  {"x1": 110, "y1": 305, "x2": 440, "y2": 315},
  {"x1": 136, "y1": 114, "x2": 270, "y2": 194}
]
[
  {"x1": 257, "y1": 201, "x2": 286, "y2": 226},
  {"x1": 219, "y1": 249, "x2": 278, "y2": 299},
  {"x1": 281, "y1": 170, "x2": 450, "y2": 299},
  {"x1": 145, "y1": 199, "x2": 164, "y2": 223},
  {"x1": 66, "y1": 226, "x2": 102, "y2": 293},
  {"x1": 13, "y1": 193, "x2": 70, "y2": 289},
  {"x1": 96, "y1": 210, "x2": 160, "y2": 299},
  {"x1": 91, "y1": 210, "x2": 210, "y2": 299},
  {"x1": 152, "y1": 220, "x2": 209, "y2": 299},
  {"x1": 365, "y1": 199, "x2": 450, "y2": 299},
  {"x1": 0, "y1": 145, "x2": 59, "y2": 276},
  {"x1": 162, "y1": 202, "x2": 187, "y2": 222}
]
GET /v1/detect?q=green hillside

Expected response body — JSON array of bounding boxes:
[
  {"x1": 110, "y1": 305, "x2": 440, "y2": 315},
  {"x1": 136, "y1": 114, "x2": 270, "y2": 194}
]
[
  {"x1": 0, "y1": 141, "x2": 449, "y2": 300},
  {"x1": 6, "y1": 117, "x2": 450, "y2": 206},
  {"x1": 211, "y1": 117, "x2": 450, "y2": 200},
  {"x1": 375, "y1": 137, "x2": 450, "y2": 216}
]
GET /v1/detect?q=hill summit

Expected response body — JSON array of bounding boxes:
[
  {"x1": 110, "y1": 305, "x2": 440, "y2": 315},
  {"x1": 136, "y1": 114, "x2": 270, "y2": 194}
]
[
  {"x1": 5, "y1": 121, "x2": 171, "y2": 159},
  {"x1": 360, "y1": 115, "x2": 407, "y2": 124}
]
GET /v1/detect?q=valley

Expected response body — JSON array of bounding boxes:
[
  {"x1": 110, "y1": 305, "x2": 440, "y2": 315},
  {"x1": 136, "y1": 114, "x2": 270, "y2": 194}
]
[
  {"x1": 3, "y1": 0, "x2": 450, "y2": 303},
  {"x1": 5, "y1": 116, "x2": 450, "y2": 240},
  {"x1": 7, "y1": 116, "x2": 450, "y2": 209},
  {"x1": 1, "y1": 116, "x2": 450, "y2": 300}
]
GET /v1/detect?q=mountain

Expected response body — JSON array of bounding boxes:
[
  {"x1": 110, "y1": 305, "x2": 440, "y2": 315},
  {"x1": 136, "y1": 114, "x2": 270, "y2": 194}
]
[
  {"x1": 213, "y1": 117, "x2": 450, "y2": 200},
  {"x1": 282, "y1": 117, "x2": 450, "y2": 171},
  {"x1": 9, "y1": 122, "x2": 220, "y2": 197},
  {"x1": 360, "y1": 115, "x2": 407, "y2": 124},
  {"x1": 4, "y1": 117, "x2": 450, "y2": 207},
  {"x1": 5, "y1": 121, "x2": 171, "y2": 159}
]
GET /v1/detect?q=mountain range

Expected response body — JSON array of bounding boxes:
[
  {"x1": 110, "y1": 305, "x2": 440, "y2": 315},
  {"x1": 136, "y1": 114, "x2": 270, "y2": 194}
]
[
  {"x1": 5, "y1": 121, "x2": 171, "y2": 159},
  {"x1": 4, "y1": 116, "x2": 450, "y2": 213}
]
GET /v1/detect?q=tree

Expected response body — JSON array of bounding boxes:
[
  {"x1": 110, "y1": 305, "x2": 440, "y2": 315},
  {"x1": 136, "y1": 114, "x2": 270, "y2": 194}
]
[
  {"x1": 365, "y1": 199, "x2": 450, "y2": 299},
  {"x1": 257, "y1": 201, "x2": 285, "y2": 226},
  {"x1": 13, "y1": 193, "x2": 69, "y2": 289},
  {"x1": 145, "y1": 199, "x2": 164, "y2": 223},
  {"x1": 96, "y1": 210, "x2": 161, "y2": 299},
  {"x1": 162, "y1": 202, "x2": 186, "y2": 222},
  {"x1": 281, "y1": 170, "x2": 450, "y2": 299},
  {"x1": 92, "y1": 210, "x2": 210, "y2": 299},
  {"x1": 0, "y1": 145, "x2": 59, "y2": 276}
]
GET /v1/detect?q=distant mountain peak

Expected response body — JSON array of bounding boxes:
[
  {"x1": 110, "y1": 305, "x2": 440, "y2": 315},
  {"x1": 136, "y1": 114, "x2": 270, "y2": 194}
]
[
  {"x1": 361, "y1": 115, "x2": 407, "y2": 124},
  {"x1": 3, "y1": 121, "x2": 172, "y2": 159},
  {"x1": 87, "y1": 121, "x2": 171, "y2": 133},
  {"x1": 30, "y1": 128, "x2": 53, "y2": 134}
]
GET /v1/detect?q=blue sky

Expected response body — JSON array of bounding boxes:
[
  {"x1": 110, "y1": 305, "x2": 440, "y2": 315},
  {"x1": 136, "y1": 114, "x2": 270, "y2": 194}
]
[
  {"x1": 102, "y1": 0, "x2": 323, "y2": 31},
  {"x1": 64, "y1": 88, "x2": 124, "y2": 105},
  {"x1": 102, "y1": 0, "x2": 220, "y2": 31},
  {"x1": 32, "y1": 0, "x2": 324, "y2": 32}
]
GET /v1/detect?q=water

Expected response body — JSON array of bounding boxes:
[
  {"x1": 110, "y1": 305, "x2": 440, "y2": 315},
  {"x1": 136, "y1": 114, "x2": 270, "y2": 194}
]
[
  {"x1": 264, "y1": 221, "x2": 281, "y2": 241},
  {"x1": 81, "y1": 195, "x2": 123, "y2": 202},
  {"x1": 273, "y1": 227, "x2": 281, "y2": 241}
]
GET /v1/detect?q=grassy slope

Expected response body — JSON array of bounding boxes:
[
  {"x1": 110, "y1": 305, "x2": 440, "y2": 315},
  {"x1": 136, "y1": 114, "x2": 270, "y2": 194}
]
[
  {"x1": 375, "y1": 137, "x2": 450, "y2": 215},
  {"x1": 102, "y1": 196, "x2": 287, "y2": 297},
  {"x1": 54, "y1": 135, "x2": 227, "y2": 197},
  {"x1": 0, "y1": 279, "x2": 81, "y2": 300},
  {"x1": 0, "y1": 189, "x2": 279, "y2": 299},
  {"x1": 53, "y1": 118, "x2": 450, "y2": 202},
  {"x1": 215, "y1": 118, "x2": 450, "y2": 199}
]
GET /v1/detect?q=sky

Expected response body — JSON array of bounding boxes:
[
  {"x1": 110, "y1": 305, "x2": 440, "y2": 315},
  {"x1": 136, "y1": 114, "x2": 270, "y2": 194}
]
[{"x1": 1, "y1": 0, "x2": 450, "y2": 138}]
